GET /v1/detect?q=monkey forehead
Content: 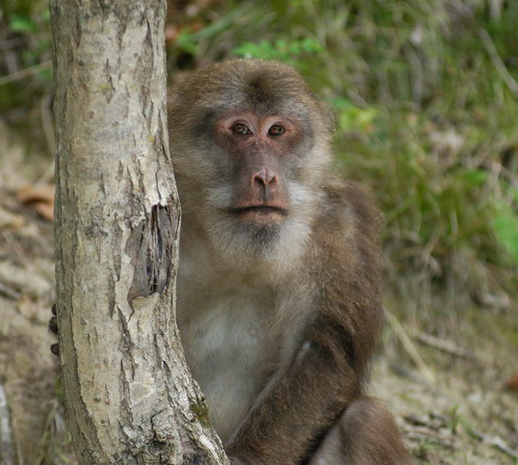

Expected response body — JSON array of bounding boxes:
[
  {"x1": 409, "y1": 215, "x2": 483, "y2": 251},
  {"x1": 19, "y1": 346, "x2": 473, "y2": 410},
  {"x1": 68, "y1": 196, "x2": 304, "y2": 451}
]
[
  {"x1": 171, "y1": 59, "x2": 327, "y2": 121},
  {"x1": 227, "y1": 63, "x2": 315, "y2": 113}
]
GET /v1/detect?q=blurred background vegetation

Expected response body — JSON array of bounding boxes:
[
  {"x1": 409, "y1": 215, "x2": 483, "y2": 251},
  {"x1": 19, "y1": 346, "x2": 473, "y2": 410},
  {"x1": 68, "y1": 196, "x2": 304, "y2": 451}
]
[{"x1": 1, "y1": 0, "x2": 517, "y2": 331}]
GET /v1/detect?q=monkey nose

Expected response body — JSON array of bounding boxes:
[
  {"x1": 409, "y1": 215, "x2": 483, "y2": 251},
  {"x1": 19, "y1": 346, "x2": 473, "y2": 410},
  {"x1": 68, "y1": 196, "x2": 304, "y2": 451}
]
[{"x1": 252, "y1": 168, "x2": 278, "y2": 187}]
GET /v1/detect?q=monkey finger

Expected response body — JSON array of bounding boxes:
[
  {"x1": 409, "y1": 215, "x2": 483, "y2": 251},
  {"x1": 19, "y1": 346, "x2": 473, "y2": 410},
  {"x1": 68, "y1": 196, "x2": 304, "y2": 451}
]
[
  {"x1": 50, "y1": 343, "x2": 60, "y2": 356},
  {"x1": 51, "y1": 303, "x2": 57, "y2": 315},
  {"x1": 48, "y1": 316, "x2": 58, "y2": 335}
]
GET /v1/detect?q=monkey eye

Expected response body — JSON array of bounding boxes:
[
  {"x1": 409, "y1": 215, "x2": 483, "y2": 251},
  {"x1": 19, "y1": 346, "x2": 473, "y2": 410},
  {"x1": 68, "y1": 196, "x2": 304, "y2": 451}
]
[
  {"x1": 268, "y1": 125, "x2": 285, "y2": 136},
  {"x1": 231, "y1": 123, "x2": 252, "y2": 135}
]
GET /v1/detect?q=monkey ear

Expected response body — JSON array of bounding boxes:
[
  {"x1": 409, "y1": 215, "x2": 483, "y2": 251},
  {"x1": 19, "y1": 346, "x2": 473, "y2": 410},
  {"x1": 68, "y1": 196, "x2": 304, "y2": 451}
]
[{"x1": 167, "y1": 70, "x2": 197, "y2": 108}]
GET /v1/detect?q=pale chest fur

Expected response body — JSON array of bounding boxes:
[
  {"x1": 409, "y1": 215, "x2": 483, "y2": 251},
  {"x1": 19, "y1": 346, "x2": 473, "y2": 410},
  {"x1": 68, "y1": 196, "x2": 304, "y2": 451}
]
[{"x1": 176, "y1": 258, "x2": 276, "y2": 442}]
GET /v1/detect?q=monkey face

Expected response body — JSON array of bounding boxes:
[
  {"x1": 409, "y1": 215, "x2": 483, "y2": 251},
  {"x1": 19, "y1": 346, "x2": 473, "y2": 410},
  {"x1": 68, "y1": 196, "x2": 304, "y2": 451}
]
[
  {"x1": 215, "y1": 110, "x2": 300, "y2": 227},
  {"x1": 168, "y1": 59, "x2": 333, "y2": 266}
]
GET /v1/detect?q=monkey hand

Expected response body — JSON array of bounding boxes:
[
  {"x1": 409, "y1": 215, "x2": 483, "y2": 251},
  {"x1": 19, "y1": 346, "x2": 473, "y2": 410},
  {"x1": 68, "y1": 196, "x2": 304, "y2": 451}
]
[{"x1": 49, "y1": 303, "x2": 59, "y2": 356}]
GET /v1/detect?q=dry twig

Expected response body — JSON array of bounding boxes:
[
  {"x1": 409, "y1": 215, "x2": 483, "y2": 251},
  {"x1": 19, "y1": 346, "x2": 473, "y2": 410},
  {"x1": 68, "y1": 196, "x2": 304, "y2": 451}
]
[
  {"x1": 0, "y1": 60, "x2": 51, "y2": 86},
  {"x1": 415, "y1": 332, "x2": 477, "y2": 361},
  {"x1": 467, "y1": 426, "x2": 518, "y2": 459},
  {"x1": 0, "y1": 282, "x2": 21, "y2": 301},
  {"x1": 384, "y1": 308, "x2": 435, "y2": 384},
  {"x1": 405, "y1": 426, "x2": 456, "y2": 449}
]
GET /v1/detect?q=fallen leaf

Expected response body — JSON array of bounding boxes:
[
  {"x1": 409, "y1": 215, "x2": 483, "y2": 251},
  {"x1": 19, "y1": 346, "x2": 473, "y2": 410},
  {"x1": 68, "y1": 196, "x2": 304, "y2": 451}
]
[
  {"x1": 17, "y1": 184, "x2": 55, "y2": 221},
  {"x1": 32, "y1": 202, "x2": 54, "y2": 221},
  {"x1": 505, "y1": 374, "x2": 518, "y2": 391}
]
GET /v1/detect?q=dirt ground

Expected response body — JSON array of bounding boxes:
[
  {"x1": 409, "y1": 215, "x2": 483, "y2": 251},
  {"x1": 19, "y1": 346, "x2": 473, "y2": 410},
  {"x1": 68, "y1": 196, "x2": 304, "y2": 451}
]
[{"x1": 0, "y1": 121, "x2": 517, "y2": 464}]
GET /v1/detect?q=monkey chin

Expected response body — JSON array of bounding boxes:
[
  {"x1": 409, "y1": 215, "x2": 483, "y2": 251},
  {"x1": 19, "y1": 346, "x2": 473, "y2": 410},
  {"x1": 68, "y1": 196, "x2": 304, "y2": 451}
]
[
  {"x1": 232, "y1": 206, "x2": 289, "y2": 226},
  {"x1": 205, "y1": 210, "x2": 311, "y2": 275}
]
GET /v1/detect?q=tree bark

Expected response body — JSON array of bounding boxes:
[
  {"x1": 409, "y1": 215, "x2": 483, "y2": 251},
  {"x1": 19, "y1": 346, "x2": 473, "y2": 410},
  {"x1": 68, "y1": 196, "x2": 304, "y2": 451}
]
[{"x1": 50, "y1": 2, "x2": 229, "y2": 464}]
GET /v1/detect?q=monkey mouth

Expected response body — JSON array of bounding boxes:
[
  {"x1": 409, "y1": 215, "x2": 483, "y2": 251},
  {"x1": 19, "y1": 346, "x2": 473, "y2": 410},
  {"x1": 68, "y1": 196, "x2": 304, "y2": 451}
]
[{"x1": 230, "y1": 205, "x2": 288, "y2": 223}]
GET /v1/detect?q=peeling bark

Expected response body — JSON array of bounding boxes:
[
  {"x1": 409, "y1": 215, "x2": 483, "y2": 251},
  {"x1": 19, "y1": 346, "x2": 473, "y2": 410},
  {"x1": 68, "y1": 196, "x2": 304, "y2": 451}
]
[{"x1": 50, "y1": 2, "x2": 229, "y2": 464}]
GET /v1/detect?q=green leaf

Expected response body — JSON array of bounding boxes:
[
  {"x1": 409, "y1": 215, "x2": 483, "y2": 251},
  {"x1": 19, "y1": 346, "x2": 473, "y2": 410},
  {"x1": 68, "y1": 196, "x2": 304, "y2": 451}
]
[
  {"x1": 492, "y1": 203, "x2": 518, "y2": 263},
  {"x1": 333, "y1": 98, "x2": 377, "y2": 131},
  {"x1": 9, "y1": 14, "x2": 36, "y2": 33},
  {"x1": 176, "y1": 29, "x2": 198, "y2": 55},
  {"x1": 463, "y1": 169, "x2": 488, "y2": 187},
  {"x1": 231, "y1": 38, "x2": 324, "y2": 63},
  {"x1": 301, "y1": 38, "x2": 324, "y2": 53}
]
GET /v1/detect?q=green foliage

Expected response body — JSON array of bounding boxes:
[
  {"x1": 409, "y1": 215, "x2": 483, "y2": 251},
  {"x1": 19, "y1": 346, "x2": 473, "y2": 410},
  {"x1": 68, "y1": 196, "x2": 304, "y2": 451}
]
[
  {"x1": 331, "y1": 97, "x2": 377, "y2": 132},
  {"x1": 447, "y1": 405, "x2": 461, "y2": 435},
  {"x1": 175, "y1": 28, "x2": 199, "y2": 55},
  {"x1": 0, "y1": 3, "x2": 52, "y2": 112},
  {"x1": 170, "y1": 2, "x2": 256, "y2": 59},
  {"x1": 232, "y1": 38, "x2": 324, "y2": 66},
  {"x1": 492, "y1": 202, "x2": 518, "y2": 263},
  {"x1": 8, "y1": 13, "x2": 37, "y2": 33},
  {"x1": 3, "y1": 6, "x2": 51, "y2": 66}
]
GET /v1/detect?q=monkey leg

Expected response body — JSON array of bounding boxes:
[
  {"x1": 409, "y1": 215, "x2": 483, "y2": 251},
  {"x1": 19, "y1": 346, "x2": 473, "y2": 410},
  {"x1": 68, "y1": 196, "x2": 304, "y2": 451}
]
[{"x1": 308, "y1": 396, "x2": 412, "y2": 465}]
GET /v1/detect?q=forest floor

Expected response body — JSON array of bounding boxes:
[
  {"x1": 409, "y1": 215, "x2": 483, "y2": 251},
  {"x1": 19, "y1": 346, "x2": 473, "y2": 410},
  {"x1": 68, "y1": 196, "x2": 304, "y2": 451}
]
[{"x1": 0, "y1": 121, "x2": 517, "y2": 465}]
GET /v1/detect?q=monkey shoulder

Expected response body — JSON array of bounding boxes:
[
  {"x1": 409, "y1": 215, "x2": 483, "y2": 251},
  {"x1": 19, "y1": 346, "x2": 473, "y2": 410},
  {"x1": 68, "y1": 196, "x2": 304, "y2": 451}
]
[
  {"x1": 293, "y1": 178, "x2": 384, "y2": 372},
  {"x1": 307, "y1": 177, "x2": 383, "y2": 316},
  {"x1": 311, "y1": 178, "x2": 381, "y2": 264}
]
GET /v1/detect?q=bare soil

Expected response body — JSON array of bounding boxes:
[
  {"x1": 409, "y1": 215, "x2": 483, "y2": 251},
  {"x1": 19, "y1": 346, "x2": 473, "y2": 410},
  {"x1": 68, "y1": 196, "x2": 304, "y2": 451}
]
[{"x1": 0, "y1": 122, "x2": 516, "y2": 464}]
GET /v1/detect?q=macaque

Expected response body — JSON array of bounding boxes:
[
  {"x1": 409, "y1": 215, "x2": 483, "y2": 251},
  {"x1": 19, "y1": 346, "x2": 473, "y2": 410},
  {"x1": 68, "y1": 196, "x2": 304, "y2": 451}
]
[
  {"x1": 51, "y1": 59, "x2": 412, "y2": 465},
  {"x1": 167, "y1": 59, "x2": 411, "y2": 464}
]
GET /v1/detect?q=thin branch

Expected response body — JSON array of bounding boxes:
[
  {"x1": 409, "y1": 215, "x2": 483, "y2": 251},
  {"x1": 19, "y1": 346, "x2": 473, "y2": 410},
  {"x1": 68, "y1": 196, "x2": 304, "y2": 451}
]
[
  {"x1": 415, "y1": 332, "x2": 477, "y2": 361},
  {"x1": 0, "y1": 281, "x2": 21, "y2": 301},
  {"x1": 405, "y1": 426, "x2": 456, "y2": 449},
  {"x1": 0, "y1": 60, "x2": 51, "y2": 86},
  {"x1": 478, "y1": 29, "x2": 518, "y2": 100},
  {"x1": 384, "y1": 308, "x2": 435, "y2": 384},
  {"x1": 467, "y1": 426, "x2": 518, "y2": 459}
]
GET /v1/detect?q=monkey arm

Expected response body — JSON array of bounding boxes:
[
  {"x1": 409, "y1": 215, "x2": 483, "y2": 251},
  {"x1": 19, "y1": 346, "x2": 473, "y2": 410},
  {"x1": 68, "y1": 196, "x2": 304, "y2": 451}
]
[{"x1": 226, "y1": 303, "x2": 383, "y2": 465}]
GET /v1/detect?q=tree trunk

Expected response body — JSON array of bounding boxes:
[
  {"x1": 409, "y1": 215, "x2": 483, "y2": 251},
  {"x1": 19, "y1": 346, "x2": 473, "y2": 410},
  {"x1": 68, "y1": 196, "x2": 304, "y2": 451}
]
[{"x1": 50, "y1": 2, "x2": 229, "y2": 464}]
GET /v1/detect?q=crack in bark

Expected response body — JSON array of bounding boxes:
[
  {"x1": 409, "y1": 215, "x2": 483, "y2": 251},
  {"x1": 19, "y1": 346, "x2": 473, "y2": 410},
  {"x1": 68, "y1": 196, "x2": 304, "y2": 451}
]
[
  {"x1": 102, "y1": 59, "x2": 115, "y2": 103},
  {"x1": 126, "y1": 201, "x2": 178, "y2": 304}
]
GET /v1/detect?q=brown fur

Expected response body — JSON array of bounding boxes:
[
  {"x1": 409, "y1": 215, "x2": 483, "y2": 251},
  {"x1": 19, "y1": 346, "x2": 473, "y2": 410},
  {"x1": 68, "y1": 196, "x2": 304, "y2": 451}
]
[{"x1": 167, "y1": 59, "x2": 412, "y2": 465}]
